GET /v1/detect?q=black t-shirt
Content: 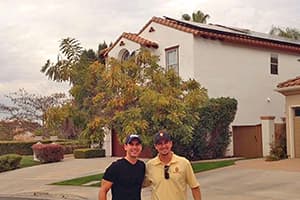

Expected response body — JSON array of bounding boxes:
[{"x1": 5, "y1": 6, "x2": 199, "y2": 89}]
[{"x1": 103, "y1": 158, "x2": 145, "y2": 200}]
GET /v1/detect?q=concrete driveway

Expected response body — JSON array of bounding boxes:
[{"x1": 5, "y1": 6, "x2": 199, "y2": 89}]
[
  {"x1": 0, "y1": 156, "x2": 118, "y2": 200},
  {"x1": 194, "y1": 158, "x2": 300, "y2": 200},
  {"x1": 0, "y1": 157, "x2": 300, "y2": 200}
]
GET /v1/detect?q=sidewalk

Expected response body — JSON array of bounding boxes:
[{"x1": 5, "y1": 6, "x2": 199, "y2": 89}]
[
  {"x1": 0, "y1": 156, "x2": 119, "y2": 200},
  {"x1": 1, "y1": 156, "x2": 300, "y2": 200},
  {"x1": 233, "y1": 158, "x2": 300, "y2": 172}
]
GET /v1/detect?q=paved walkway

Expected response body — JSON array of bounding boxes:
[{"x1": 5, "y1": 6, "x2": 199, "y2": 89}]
[
  {"x1": 200, "y1": 158, "x2": 300, "y2": 200},
  {"x1": 0, "y1": 155, "x2": 117, "y2": 200},
  {"x1": 0, "y1": 157, "x2": 300, "y2": 200},
  {"x1": 234, "y1": 158, "x2": 300, "y2": 172}
]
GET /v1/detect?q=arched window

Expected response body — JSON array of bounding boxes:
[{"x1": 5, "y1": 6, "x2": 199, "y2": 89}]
[{"x1": 118, "y1": 49, "x2": 130, "y2": 61}]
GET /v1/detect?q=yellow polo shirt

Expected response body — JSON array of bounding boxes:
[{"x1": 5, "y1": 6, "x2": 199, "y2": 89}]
[{"x1": 145, "y1": 153, "x2": 199, "y2": 200}]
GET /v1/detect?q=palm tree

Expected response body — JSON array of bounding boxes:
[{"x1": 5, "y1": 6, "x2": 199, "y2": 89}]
[
  {"x1": 41, "y1": 38, "x2": 83, "y2": 83},
  {"x1": 192, "y1": 10, "x2": 210, "y2": 23},
  {"x1": 182, "y1": 13, "x2": 191, "y2": 21},
  {"x1": 269, "y1": 26, "x2": 300, "y2": 40},
  {"x1": 182, "y1": 10, "x2": 210, "y2": 24}
]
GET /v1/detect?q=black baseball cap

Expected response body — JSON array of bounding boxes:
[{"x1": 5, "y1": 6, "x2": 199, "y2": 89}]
[
  {"x1": 125, "y1": 134, "x2": 142, "y2": 144},
  {"x1": 154, "y1": 131, "x2": 171, "y2": 144}
]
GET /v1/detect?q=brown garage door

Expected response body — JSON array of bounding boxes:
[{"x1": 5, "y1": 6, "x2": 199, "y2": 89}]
[
  {"x1": 294, "y1": 116, "x2": 300, "y2": 158},
  {"x1": 233, "y1": 125, "x2": 262, "y2": 158}
]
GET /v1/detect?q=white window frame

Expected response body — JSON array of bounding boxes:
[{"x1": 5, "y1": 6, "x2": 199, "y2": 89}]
[{"x1": 165, "y1": 45, "x2": 179, "y2": 73}]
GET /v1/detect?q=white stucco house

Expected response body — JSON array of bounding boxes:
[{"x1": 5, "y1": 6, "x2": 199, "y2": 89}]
[{"x1": 102, "y1": 16, "x2": 300, "y2": 157}]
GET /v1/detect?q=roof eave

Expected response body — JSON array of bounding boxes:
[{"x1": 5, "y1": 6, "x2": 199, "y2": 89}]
[{"x1": 275, "y1": 85, "x2": 300, "y2": 96}]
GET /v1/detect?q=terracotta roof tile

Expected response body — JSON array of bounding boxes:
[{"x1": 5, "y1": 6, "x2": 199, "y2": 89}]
[
  {"x1": 102, "y1": 16, "x2": 300, "y2": 57},
  {"x1": 277, "y1": 76, "x2": 300, "y2": 88},
  {"x1": 100, "y1": 32, "x2": 158, "y2": 57},
  {"x1": 149, "y1": 17, "x2": 300, "y2": 54},
  {"x1": 122, "y1": 32, "x2": 158, "y2": 48}
]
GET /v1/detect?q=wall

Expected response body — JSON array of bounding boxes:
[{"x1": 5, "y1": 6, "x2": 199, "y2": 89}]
[
  {"x1": 193, "y1": 37, "x2": 300, "y2": 125},
  {"x1": 108, "y1": 38, "x2": 141, "y2": 58},
  {"x1": 139, "y1": 22, "x2": 195, "y2": 79}
]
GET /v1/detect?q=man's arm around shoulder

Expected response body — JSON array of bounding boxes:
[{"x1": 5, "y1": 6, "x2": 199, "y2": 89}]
[{"x1": 98, "y1": 179, "x2": 113, "y2": 200}]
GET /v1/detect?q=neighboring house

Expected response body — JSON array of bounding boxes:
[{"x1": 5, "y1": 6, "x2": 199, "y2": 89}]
[
  {"x1": 276, "y1": 77, "x2": 300, "y2": 158},
  {"x1": 102, "y1": 16, "x2": 300, "y2": 157},
  {"x1": 0, "y1": 119, "x2": 41, "y2": 140}
]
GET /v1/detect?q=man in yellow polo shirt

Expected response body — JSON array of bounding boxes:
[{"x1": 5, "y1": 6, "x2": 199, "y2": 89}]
[{"x1": 144, "y1": 131, "x2": 201, "y2": 200}]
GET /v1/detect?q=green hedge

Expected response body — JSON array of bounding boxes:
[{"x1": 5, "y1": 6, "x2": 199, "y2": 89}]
[
  {"x1": 173, "y1": 97, "x2": 238, "y2": 160},
  {"x1": 74, "y1": 148, "x2": 105, "y2": 159},
  {"x1": 192, "y1": 97, "x2": 237, "y2": 159},
  {"x1": 0, "y1": 154, "x2": 22, "y2": 172},
  {"x1": 0, "y1": 140, "x2": 89, "y2": 156},
  {"x1": 58, "y1": 142, "x2": 89, "y2": 154},
  {"x1": 0, "y1": 141, "x2": 37, "y2": 156}
]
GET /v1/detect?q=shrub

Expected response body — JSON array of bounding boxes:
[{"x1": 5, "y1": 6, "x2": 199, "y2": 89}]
[
  {"x1": 57, "y1": 141, "x2": 89, "y2": 154},
  {"x1": 0, "y1": 141, "x2": 37, "y2": 156},
  {"x1": 32, "y1": 143, "x2": 64, "y2": 163},
  {"x1": 73, "y1": 148, "x2": 105, "y2": 159},
  {"x1": 174, "y1": 97, "x2": 237, "y2": 160},
  {"x1": 266, "y1": 132, "x2": 287, "y2": 161},
  {"x1": 0, "y1": 140, "x2": 88, "y2": 156},
  {"x1": 0, "y1": 154, "x2": 22, "y2": 172}
]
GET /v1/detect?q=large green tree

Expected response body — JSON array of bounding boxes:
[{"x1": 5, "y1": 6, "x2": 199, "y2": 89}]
[
  {"x1": 44, "y1": 102, "x2": 79, "y2": 139},
  {"x1": 269, "y1": 26, "x2": 300, "y2": 40},
  {"x1": 42, "y1": 38, "x2": 208, "y2": 146},
  {"x1": 41, "y1": 38, "x2": 83, "y2": 83},
  {"x1": 79, "y1": 49, "x2": 208, "y2": 145},
  {"x1": 182, "y1": 10, "x2": 210, "y2": 24},
  {"x1": 41, "y1": 38, "x2": 107, "y2": 84},
  {"x1": 41, "y1": 39, "x2": 108, "y2": 137}
]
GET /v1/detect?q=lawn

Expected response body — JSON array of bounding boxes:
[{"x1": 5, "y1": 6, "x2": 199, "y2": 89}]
[
  {"x1": 52, "y1": 159, "x2": 236, "y2": 187},
  {"x1": 52, "y1": 173, "x2": 104, "y2": 187},
  {"x1": 19, "y1": 155, "x2": 41, "y2": 168},
  {"x1": 0, "y1": 155, "x2": 40, "y2": 173},
  {"x1": 192, "y1": 159, "x2": 235, "y2": 173}
]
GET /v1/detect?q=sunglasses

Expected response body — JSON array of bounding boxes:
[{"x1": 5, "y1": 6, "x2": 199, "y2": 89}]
[{"x1": 164, "y1": 165, "x2": 170, "y2": 179}]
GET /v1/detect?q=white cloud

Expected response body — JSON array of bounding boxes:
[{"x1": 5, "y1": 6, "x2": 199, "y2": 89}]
[{"x1": 201, "y1": 0, "x2": 300, "y2": 32}]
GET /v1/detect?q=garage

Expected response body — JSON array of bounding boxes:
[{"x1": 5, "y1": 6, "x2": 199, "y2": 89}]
[
  {"x1": 233, "y1": 125, "x2": 263, "y2": 158},
  {"x1": 293, "y1": 108, "x2": 300, "y2": 157},
  {"x1": 276, "y1": 77, "x2": 300, "y2": 158}
]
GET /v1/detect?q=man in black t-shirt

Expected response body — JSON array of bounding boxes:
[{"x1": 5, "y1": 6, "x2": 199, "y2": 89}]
[{"x1": 99, "y1": 134, "x2": 145, "y2": 200}]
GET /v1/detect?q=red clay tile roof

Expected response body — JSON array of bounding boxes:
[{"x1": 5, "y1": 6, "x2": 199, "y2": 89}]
[
  {"x1": 102, "y1": 16, "x2": 300, "y2": 57},
  {"x1": 277, "y1": 76, "x2": 300, "y2": 88},
  {"x1": 122, "y1": 32, "x2": 158, "y2": 48},
  {"x1": 140, "y1": 16, "x2": 200, "y2": 35},
  {"x1": 145, "y1": 17, "x2": 300, "y2": 54},
  {"x1": 101, "y1": 32, "x2": 158, "y2": 57}
]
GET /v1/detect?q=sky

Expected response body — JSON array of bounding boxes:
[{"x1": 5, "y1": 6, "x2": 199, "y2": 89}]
[{"x1": 0, "y1": 0, "x2": 299, "y2": 110}]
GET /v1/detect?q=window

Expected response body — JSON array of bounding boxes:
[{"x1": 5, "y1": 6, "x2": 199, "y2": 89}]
[
  {"x1": 118, "y1": 49, "x2": 130, "y2": 61},
  {"x1": 165, "y1": 46, "x2": 179, "y2": 73},
  {"x1": 121, "y1": 50, "x2": 130, "y2": 61},
  {"x1": 295, "y1": 108, "x2": 300, "y2": 117},
  {"x1": 270, "y1": 54, "x2": 278, "y2": 75}
]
